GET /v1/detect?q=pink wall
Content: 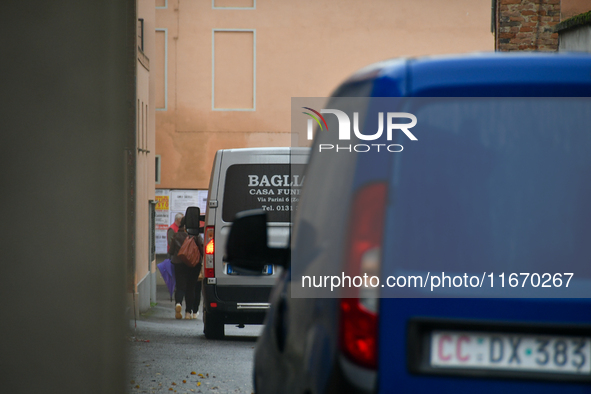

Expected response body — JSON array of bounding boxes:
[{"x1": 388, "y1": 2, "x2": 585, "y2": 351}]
[
  {"x1": 156, "y1": 0, "x2": 494, "y2": 189},
  {"x1": 561, "y1": 0, "x2": 591, "y2": 19}
]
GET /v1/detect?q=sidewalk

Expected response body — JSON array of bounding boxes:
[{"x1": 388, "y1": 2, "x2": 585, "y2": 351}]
[
  {"x1": 134, "y1": 284, "x2": 203, "y2": 323},
  {"x1": 126, "y1": 285, "x2": 261, "y2": 393}
]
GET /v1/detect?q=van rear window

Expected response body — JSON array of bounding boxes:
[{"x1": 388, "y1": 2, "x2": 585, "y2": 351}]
[{"x1": 222, "y1": 164, "x2": 306, "y2": 222}]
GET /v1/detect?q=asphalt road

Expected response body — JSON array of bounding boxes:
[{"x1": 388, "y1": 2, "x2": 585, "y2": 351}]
[{"x1": 127, "y1": 285, "x2": 262, "y2": 394}]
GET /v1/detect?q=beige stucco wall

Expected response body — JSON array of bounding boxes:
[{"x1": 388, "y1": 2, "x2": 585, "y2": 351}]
[
  {"x1": 156, "y1": 0, "x2": 494, "y2": 190},
  {"x1": 136, "y1": 0, "x2": 157, "y2": 311}
]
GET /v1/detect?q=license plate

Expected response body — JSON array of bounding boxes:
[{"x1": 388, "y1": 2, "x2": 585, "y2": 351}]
[
  {"x1": 430, "y1": 331, "x2": 591, "y2": 375},
  {"x1": 226, "y1": 264, "x2": 273, "y2": 275}
]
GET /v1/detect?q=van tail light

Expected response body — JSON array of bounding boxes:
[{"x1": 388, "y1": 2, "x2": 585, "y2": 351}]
[
  {"x1": 339, "y1": 182, "x2": 387, "y2": 370},
  {"x1": 204, "y1": 226, "x2": 215, "y2": 278}
]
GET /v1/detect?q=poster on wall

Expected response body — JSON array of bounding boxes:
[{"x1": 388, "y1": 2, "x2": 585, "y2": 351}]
[
  {"x1": 169, "y1": 189, "x2": 208, "y2": 226},
  {"x1": 169, "y1": 190, "x2": 199, "y2": 226},
  {"x1": 197, "y1": 190, "x2": 208, "y2": 215},
  {"x1": 155, "y1": 189, "x2": 170, "y2": 254},
  {"x1": 156, "y1": 189, "x2": 208, "y2": 254}
]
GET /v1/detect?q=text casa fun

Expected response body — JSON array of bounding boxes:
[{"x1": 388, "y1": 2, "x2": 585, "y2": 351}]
[{"x1": 247, "y1": 174, "x2": 305, "y2": 195}]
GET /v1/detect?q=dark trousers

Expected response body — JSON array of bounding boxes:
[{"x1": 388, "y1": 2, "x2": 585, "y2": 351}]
[
  {"x1": 193, "y1": 274, "x2": 202, "y2": 313},
  {"x1": 174, "y1": 262, "x2": 202, "y2": 313}
]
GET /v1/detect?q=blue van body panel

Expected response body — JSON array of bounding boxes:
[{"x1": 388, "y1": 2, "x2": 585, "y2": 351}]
[
  {"x1": 368, "y1": 53, "x2": 591, "y2": 98},
  {"x1": 410, "y1": 53, "x2": 591, "y2": 97},
  {"x1": 345, "y1": 53, "x2": 591, "y2": 392},
  {"x1": 369, "y1": 58, "x2": 409, "y2": 98},
  {"x1": 253, "y1": 53, "x2": 591, "y2": 394}
]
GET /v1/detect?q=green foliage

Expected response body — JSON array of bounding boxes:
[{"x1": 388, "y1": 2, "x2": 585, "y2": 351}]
[{"x1": 553, "y1": 10, "x2": 591, "y2": 32}]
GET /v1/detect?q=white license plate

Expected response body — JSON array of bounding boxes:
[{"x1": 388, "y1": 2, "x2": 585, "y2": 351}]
[
  {"x1": 226, "y1": 264, "x2": 273, "y2": 275},
  {"x1": 430, "y1": 331, "x2": 591, "y2": 375}
]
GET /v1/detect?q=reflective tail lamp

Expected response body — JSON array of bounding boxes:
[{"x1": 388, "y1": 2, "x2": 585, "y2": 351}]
[
  {"x1": 339, "y1": 182, "x2": 387, "y2": 370},
  {"x1": 204, "y1": 226, "x2": 215, "y2": 278}
]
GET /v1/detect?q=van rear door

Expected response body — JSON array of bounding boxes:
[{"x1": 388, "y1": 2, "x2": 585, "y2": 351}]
[{"x1": 214, "y1": 148, "x2": 307, "y2": 287}]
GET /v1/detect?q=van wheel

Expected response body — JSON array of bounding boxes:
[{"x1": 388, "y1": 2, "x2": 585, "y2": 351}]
[{"x1": 203, "y1": 310, "x2": 225, "y2": 339}]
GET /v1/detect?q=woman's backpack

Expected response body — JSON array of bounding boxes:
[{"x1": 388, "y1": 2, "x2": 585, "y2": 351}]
[{"x1": 178, "y1": 235, "x2": 201, "y2": 267}]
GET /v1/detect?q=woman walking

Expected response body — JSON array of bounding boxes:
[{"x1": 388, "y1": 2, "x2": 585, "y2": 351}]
[{"x1": 169, "y1": 209, "x2": 203, "y2": 319}]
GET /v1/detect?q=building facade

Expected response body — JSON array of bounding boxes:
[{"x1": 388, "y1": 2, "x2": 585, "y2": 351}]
[
  {"x1": 154, "y1": 0, "x2": 495, "y2": 192},
  {"x1": 130, "y1": 0, "x2": 157, "y2": 315},
  {"x1": 556, "y1": 2, "x2": 591, "y2": 52},
  {"x1": 556, "y1": 11, "x2": 591, "y2": 52},
  {"x1": 494, "y1": 0, "x2": 561, "y2": 51},
  {"x1": 493, "y1": 0, "x2": 591, "y2": 51}
]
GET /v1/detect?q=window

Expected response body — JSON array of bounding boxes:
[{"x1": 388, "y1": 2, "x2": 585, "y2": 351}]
[
  {"x1": 155, "y1": 155, "x2": 161, "y2": 184},
  {"x1": 137, "y1": 18, "x2": 144, "y2": 52}
]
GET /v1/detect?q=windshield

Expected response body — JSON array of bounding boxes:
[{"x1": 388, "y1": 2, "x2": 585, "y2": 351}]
[{"x1": 222, "y1": 163, "x2": 306, "y2": 223}]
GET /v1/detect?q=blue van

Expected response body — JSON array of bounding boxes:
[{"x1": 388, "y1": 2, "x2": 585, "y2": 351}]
[{"x1": 225, "y1": 52, "x2": 591, "y2": 393}]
